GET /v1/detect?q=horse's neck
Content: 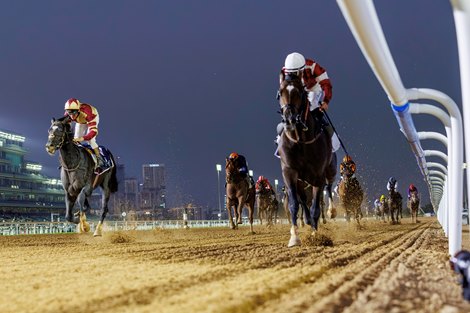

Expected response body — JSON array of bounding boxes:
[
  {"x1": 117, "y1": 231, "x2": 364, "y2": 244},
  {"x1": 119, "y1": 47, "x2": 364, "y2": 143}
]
[
  {"x1": 60, "y1": 139, "x2": 83, "y2": 168},
  {"x1": 226, "y1": 170, "x2": 243, "y2": 184}
]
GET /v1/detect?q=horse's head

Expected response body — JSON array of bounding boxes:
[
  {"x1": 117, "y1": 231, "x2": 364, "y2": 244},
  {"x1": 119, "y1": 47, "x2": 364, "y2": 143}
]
[
  {"x1": 45, "y1": 117, "x2": 72, "y2": 155},
  {"x1": 225, "y1": 157, "x2": 237, "y2": 182},
  {"x1": 278, "y1": 74, "x2": 307, "y2": 132}
]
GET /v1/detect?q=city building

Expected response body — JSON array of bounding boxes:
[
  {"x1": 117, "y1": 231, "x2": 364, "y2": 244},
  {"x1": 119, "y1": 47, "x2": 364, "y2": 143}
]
[
  {"x1": 0, "y1": 129, "x2": 64, "y2": 221},
  {"x1": 140, "y1": 163, "x2": 166, "y2": 218}
]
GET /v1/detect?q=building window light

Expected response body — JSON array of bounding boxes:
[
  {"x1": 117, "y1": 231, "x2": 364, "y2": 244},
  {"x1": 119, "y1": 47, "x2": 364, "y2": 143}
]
[
  {"x1": 26, "y1": 163, "x2": 42, "y2": 171},
  {"x1": 0, "y1": 131, "x2": 25, "y2": 142}
]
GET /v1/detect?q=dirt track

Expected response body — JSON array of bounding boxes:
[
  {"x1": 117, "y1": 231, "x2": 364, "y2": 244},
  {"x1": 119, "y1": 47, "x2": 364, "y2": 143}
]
[{"x1": 1, "y1": 217, "x2": 470, "y2": 313}]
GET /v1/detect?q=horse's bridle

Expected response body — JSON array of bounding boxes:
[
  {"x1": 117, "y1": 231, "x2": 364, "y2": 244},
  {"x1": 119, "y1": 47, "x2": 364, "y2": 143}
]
[
  {"x1": 47, "y1": 123, "x2": 81, "y2": 172},
  {"x1": 279, "y1": 81, "x2": 322, "y2": 145},
  {"x1": 47, "y1": 124, "x2": 67, "y2": 152}
]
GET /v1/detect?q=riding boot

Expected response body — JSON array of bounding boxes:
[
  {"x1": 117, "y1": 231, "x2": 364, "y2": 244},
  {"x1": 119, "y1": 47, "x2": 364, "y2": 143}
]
[
  {"x1": 93, "y1": 147, "x2": 105, "y2": 170},
  {"x1": 274, "y1": 122, "x2": 283, "y2": 158},
  {"x1": 246, "y1": 176, "x2": 253, "y2": 189}
]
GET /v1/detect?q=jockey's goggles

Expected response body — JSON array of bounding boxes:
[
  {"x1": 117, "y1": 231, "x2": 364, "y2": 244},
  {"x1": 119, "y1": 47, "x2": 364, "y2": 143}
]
[{"x1": 67, "y1": 110, "x2": 79, "y2": 115}]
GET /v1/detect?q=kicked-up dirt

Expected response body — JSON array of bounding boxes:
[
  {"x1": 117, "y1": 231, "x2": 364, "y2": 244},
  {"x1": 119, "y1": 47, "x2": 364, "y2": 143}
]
[{"x1": 1, "y1": 217, "x2": 469, "y2": 313}]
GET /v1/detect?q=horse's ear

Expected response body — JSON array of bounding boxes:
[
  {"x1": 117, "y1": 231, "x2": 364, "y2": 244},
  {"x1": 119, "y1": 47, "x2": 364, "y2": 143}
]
[
  {"x1": 57, "y1": 115, "x2": 71, "y2": 123},
  {"x1": 51, "y1": 117, "x2": 56, "y2": 123}
]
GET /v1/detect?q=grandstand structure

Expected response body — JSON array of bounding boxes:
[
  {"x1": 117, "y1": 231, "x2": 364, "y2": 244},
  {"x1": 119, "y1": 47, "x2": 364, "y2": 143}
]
[{"x1": 0, "y1": 129, "x2": 64, "y2": 222}]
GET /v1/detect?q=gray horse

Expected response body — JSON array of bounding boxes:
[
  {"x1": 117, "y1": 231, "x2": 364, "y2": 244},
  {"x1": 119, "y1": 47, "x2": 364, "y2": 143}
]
[{"x1": 45, "y1": 117, "x2": 118, "y2": 236}]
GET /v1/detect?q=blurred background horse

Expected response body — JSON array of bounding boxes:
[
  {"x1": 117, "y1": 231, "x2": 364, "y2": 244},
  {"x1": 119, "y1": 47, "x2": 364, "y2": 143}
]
[
  {"x1": 337, "y1": 163, "x2": 363, "y2": 226},
  {"x1": 225, "y1": 158, "x2": 255, "y2": 233},
  {"x1": 408, "y1": 190, "x2": 420, "y2": 223},
  {"x1": 256, "y1": 186, "x2": 278, "y2": 226},
  {"x1": 388, "y1": 186, "x2": 403, "y2": 224}
]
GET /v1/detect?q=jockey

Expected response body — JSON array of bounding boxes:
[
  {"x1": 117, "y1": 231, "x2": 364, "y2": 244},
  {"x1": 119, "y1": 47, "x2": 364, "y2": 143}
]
[
  {"x1": 340, "y1": 155, "x2": 356, "y2": 177},
  {"x1": 276, "y1": 52, "x2": 340, "y2": 154},
  {"x1": 387, "y1": 177, "x2": 398, "y2": 191},
  {"x1": 374, "y1": 198, "x2": 380, "y2": 208},
  {"x1": 408, "y1": 184, "x2": 418, "y2": 199},
  {"x1": 335, "y1": 155, "x2": 356, "y2": 191},
  {"x1": 255, "y1": 175, "x2": 275, "y2": 196},
  {"x1": 64, "y1": 98, "x2": 105, "y2": 169},
  {"x1": 228, "y1": 152, "x2": 253, "y2": 188},
  {"x1": 380, "y1": 194, "x2": 386, "y2": 203}
]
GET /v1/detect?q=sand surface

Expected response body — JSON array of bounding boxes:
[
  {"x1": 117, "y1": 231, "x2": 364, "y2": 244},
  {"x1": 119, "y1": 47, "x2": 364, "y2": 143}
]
[{"x1": 1, "y1": 217, "x2": 470, "y2": 313}]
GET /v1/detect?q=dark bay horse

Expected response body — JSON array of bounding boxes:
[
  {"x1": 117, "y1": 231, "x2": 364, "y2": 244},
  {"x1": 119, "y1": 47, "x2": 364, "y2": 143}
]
[
  {"x1": 408, "y1": 190, "x2": 420, "y2": 223},
  {"x1": 337, "y1": 166, "x2": 364, "y2": 226},
  {"x1": 256, "y1": 185, "x2": 278, "y2": 226},
  {"x1": 277, "y1": 74, "x2": 337, "y2": 247},
  {"x1": 388, "y1": 187, "x2": 403, "y2": 224},
  {"x1": 46, "y1": 117, "x2": 118, "y2": 236},
  {"x1": 225, "y1": 158, "x2": 255, "y2": 233}
]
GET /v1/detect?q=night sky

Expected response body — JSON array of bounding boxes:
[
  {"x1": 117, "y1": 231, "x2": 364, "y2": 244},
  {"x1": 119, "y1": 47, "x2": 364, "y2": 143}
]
[{"x1": 0, "y1": 1, "x2": 461, "y2": 208}]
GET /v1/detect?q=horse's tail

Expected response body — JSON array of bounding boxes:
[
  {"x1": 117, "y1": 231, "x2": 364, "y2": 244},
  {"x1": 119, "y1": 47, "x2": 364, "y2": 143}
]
[{"x1": 109, "y1": 153, "x2": 119, "y2": 193}]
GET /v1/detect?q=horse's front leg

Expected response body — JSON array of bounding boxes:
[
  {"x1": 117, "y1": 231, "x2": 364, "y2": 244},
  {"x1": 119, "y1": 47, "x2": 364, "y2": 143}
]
[
  {"x1": 226, "y1": 199, "x2": 236, "y2": 229},
  {"x1": 320, "y1": 192, "x2": 326, "y2": 224},
  {"x1": 256, "y1": 196, "x2": 263, "y2": 225},
  {"x1": 298, "y1": 192, "x2": 309, "y2": 227},
  {"x1": 286, "y1": 184, "x2": 301, "y2": 247},
  {"x1": 76, "y1": 189, "x2": 90, "y2": 233},
  {"x1": 310, "y1": 185, "x2": 323, "y2": 233},
  {"x1": 236, "y1": 197, "x2": 244, "y2": 225},
  {"x1": 64, "y1": 192, "x2": 78, "y2": 224},
  {"x1": 93, "y1": 187, "x2": 111, "y2": 237},
  {"x1": 325, "y1": 183, "x2": 337, "y2": 219}
]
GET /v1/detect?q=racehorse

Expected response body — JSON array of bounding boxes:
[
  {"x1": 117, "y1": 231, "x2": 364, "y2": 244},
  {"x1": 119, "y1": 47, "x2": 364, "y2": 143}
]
[
  {"x1": 408, "y1": 190, "x2": 420, "y2": 223},
  {"x1": 45, "y1": 117, "x2": 118, "y2": 236},
  {"x1": 277, "y1": 73, "x2": 337, "y2": 247},
  {"x1": 225, "y1": 158, "x2": 255, "y2": 233},
  {"x1": 388, "y1": 186, "x2": 403, "y2": 224},
  {"x1": 378, "y1": 198, "x2": 390, "y2": 222},
  {"x1": 337, "y1": 165, "x2": 363, "y2": 225},
  {"x1": 256, "y1": 186, "x2": 278, "y2": 226}
]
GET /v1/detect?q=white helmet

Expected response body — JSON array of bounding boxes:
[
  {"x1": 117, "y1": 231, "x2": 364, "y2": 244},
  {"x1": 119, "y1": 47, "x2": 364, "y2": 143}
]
[{"x1": 284, "y1": 52, "x2": 305, "y2": 73}]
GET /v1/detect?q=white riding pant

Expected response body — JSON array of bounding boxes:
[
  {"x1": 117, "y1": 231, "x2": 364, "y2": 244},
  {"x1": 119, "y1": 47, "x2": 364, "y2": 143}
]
[
  {"x1": 307, "y1": 88, "x2": 340, "y2": 152},
  {"x1": 74, "y1": 120, "x2": 99, "y2": 149}
]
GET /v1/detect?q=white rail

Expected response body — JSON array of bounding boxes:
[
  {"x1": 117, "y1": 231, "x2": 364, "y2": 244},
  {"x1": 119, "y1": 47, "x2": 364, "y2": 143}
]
[
  {"x1": 337, "y1": 0, "x2": 465, "y2": 255},
  {"x1": 0, "y1": 219, "x2": 291, "y2": 236}
]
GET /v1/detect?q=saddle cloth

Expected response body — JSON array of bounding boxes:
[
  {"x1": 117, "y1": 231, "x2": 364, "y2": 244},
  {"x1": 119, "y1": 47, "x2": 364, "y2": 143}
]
[{"x1": 78, "y1": 143, "x2": 114, "y2": 169}]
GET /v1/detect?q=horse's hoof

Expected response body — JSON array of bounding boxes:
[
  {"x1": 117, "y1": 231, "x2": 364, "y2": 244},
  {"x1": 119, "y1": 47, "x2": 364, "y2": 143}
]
[
  {"x1": 82, "y1": 222, "x2": 90, "y2": 233},
  {"x1": 311, "y1": 230, "x2": 317, "y2": 237},
  {"x1": 93, "y1": 230, "x2": 102, "y2": 237},
  {"x1": 328, "y1": 208, "x2": 337, "y2": 219},
  {"x1": 288, "y1": 236, "x2": 301, "y2": 247}
]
